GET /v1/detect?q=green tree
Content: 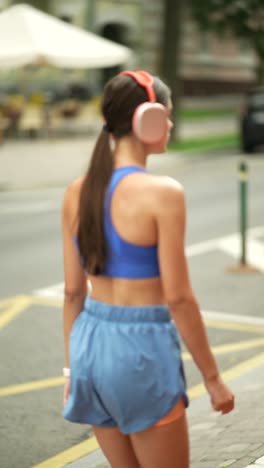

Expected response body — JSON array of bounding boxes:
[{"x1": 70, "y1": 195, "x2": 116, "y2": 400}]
[
  {"x1": 190, "y1": 0, "x2": 264, "y2": 84},
  {"x1": 12, "y1": 1, "x2": 51, "y2": 14}
]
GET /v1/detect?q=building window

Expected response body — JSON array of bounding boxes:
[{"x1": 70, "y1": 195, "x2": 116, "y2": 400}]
[{"x1": 200, "y1": 31, "x2": 210, "y2": 55}]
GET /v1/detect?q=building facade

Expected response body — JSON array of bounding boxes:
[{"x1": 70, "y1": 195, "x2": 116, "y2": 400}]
[
  {"x1": 51, "y1": 0, "x2": 256, "y2": 94},
  {"x1": 1, "y1": 0, "x2": 257, "y2": 95}
]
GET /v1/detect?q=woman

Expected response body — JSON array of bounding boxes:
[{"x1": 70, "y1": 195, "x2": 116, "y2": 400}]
[{"x1": 62, "y1": 70, "x2": 234, "y2": 468}]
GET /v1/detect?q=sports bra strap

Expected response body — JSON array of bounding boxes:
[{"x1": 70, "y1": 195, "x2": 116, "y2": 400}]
[{"x1": 107, "y1": 166, "x2": 146, "y2": 202}]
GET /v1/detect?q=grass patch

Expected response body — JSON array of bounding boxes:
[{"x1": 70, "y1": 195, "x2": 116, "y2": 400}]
[
  {"x1": 180, "y1": 108, "x2": 235, "y2": 121},
  {"x1": 168, "y1": 133, "x2": 239, "y2": 153}
]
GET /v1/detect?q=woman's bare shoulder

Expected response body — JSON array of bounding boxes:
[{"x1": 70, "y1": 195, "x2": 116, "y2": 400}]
[
  {"x1": 63, "y1": 177, "x2": 84, "y2": 205},
  {"x1": 148, "y1": 174, "x2": 185, "y2": 210},
  {"x1": 64, "y1": 176, "x2": 84, "y2": 198},
  {"x1": 62, "y1": 176, "x2": 84, "y2": 224},
  {"x1": 155, "y1": 174, "x2": 183, "y2": 191}
]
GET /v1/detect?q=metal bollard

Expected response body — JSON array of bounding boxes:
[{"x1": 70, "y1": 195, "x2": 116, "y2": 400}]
[
  {"x1": 239, "y1": 159, "x2": 248, "y2": 265},
  {"x1": 228, "y1": 158, "x2": 258, "y2": 273}
]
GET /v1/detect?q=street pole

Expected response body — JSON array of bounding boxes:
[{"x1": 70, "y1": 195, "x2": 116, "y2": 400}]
[
  {"x1": 238, "y1": 158, "x2": 248, "y2": 265},
  {"x1": 227, "y1": 157, "x2": 258, "y2": 274}
]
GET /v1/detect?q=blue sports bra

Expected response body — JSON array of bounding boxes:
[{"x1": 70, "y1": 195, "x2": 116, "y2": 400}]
[
  {"x1": 74, "y1": 166, "x2": 160, "y2": 279},
  {"x1": 103, "y1": 166, "x2": 160, "y2": 279}
]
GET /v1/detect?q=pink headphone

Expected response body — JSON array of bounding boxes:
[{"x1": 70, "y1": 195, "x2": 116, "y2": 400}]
[{"x1": 119, "y1": 70, "x2": 168, "y2": 144}]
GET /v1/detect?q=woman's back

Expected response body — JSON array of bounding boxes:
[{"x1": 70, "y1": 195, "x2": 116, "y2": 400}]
[{"x1": 68, "y1": 166, "x2": 170, "y2": 306}]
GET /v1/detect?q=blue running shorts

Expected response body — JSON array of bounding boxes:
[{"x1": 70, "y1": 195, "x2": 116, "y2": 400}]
[{"x1": 63, "y1": 296, "x2": 189, "y2": 434}]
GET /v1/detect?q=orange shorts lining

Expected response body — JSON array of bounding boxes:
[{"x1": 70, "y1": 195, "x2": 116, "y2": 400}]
[{"x1": 154, "y1": 398, "x2": 185, "y2": 427}]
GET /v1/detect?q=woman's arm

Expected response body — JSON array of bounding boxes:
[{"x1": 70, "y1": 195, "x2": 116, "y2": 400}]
[
  {"x1": 156, "y1": 178, "x2": 234, "y2": 413},
  {"x1": 62, "y1": 182, "x2": 87, "y2": 369}
]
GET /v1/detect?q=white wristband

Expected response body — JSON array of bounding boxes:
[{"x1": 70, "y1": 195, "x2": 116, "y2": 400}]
[{"x1": 63, "y1": 367, "x2": 70, "y2": 378}]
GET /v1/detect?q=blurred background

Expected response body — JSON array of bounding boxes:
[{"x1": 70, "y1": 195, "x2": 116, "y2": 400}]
[
  {"x1": 0, "y1": 0, "x2": 263, "y2": 151},
  {"x1": 1, "y1": 2, "x2": 264, "y2": 467}
]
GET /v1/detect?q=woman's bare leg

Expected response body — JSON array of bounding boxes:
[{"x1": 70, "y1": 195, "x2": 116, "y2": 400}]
[
  {"x1": 93, "y1": 425, "x2": 141, "y2": 468},
  {"x1": 130, "y1": 413, "x2": 189, "y2": 468}
]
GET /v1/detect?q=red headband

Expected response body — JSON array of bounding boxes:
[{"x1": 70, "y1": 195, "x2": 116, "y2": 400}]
[{"x1": 119, "y1": 70, "x2": 156, "y2": 102}]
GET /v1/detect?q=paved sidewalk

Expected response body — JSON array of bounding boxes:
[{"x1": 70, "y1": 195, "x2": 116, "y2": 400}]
[
  {"x1": 65, "y1": 363, "x2": 264, "y2": 468},
  {"x1": 0, "y1": 137, "x2": 97, "y2": 191},
  {"x1": 179, "y1": 116, "x2": 237, "y2": 139},
  {"x1": 188, "y1": 366, "x2": 264, "y2": 468},
  {"x1": 0, "y1": 135, "x2": 205, "y2": 192},
  {"x1": 0, "y1": 116, "x2": 237, "y2": 192}
]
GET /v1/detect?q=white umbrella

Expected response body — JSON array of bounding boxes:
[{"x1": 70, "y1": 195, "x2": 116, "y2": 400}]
[{"x1": 0, "y1": 3, "x2": 132, "y2": 69}]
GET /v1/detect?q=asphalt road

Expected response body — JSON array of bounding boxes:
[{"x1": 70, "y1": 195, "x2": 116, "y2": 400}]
[{"x1": 0, "y1": 151, "x2": 264, "y2": 468}]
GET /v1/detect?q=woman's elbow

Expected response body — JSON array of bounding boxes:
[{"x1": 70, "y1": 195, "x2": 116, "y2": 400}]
[
  {"x1": 166, "y1": 291, "x2": 198, "y2": 312},
  {"x1": 64, "y1": 287, "x2": 86, "y2": 304}
]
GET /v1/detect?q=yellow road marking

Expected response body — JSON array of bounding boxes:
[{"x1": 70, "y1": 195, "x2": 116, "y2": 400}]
[
  {"x1": 33, "y1": 299, "x2": 264, "y2": 335},
  {"x1": 28, "y1": 297, "x2": 264, "y2": 335},
  {"x1": 0, "y1": 296, "x2": 33, "y2": 330},
  {"x1": 0, "y1": 377, "x2": 65, "y2": 397},
  {"x1": 221, "y1": 350, "x2": 264, "y2": 381},
  {"x1": 189, "y1": 350, "x2": 264, "y2": 399},
  {"x1": 182, "y1": 337, "x2": 264, "y2": 361},
  {"x1": 204, "y1": 318, "x2": 264, "y2": 335},
  {"x1": 33, "y1": 436, "x2": 99, "y2": 468},
  {"x1": 3, "y1": 293, "x2": 264, "y2": 337},
  {"x1": 32, "y1": 350, "x2": 264, "y2": 468},
  {"x1": 2, "y1": 338, "x2": 264, "y2": 398},
  {"x1": 0, "y1": 297, "x2": 15, "y2": 309},
  {"x1": 17, "y1": 296, "x2": 264, "y2": 336},
  {"x1": 32, "y1": 297, "x2": 62, "y2": 308},
  {"x1": 1, "y1": 294, "x2": 263, "y2": 465}
]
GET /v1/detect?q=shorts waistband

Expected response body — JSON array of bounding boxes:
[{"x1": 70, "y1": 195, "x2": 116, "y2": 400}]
[{"x1": 84, "y1": 297, "x2": 170, "y2": 323}]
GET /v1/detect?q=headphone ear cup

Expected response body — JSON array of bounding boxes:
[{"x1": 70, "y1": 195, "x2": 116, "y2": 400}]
[{"x1": 132, "y1": 102, "x2": 168, "y2": 144}]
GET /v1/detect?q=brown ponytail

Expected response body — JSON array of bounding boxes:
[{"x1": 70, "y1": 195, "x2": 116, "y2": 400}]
[
  {"x1": 77, "y1": 72, "x2": 170, "y2": 275},
  {"x1": 77, "y1": 129, "x2": 113, "y2": 275}
]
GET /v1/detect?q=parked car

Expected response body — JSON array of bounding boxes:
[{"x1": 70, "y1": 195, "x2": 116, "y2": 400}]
[{"x1": 240, "y1": 87, "x2": 264, "y2": 153}]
